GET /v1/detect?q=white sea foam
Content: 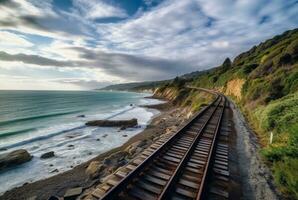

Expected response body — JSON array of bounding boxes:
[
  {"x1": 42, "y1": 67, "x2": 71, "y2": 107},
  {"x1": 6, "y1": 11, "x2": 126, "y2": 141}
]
[{"x1": 0, "y1": 96, "x2": 164, "y2": 194}]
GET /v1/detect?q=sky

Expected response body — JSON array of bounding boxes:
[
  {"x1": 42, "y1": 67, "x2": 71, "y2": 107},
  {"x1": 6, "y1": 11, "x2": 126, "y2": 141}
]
[{"x1": 0, "y1": 0, "x2": 297, "y2": 90}]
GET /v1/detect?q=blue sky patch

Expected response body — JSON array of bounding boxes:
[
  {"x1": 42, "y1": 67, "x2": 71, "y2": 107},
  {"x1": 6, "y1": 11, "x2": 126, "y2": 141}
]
[{"x1": 0, "y1": 0, "x2": 297, "y2": 90}]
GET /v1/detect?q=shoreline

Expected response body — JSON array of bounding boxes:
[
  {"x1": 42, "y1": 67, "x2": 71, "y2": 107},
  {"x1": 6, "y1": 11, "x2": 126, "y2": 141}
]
[
  {"x1": 0, "y1": 99, "x2": 190, "y2": 200},
  {"x1": 0, "y1": 93, "x2": 162, "y2": 194}
]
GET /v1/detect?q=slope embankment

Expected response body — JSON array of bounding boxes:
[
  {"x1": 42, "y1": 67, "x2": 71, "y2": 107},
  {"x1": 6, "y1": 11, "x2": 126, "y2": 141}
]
[{"x1": 152, "y1": 28, "x2": 298, "y2": 199}]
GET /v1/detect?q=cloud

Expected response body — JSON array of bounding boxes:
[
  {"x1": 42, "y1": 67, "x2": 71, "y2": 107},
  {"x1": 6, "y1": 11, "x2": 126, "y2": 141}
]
[
  {"x1": 0, "y1": 31, "x2": 33, "y2": 47},
  {"x1": 89, "y1": 51, "x2": 193, "y2": 81},
  {"x1": 94, "y1": 0, "x2": 298, "y2": 66},
  {"x1": 0, "y1": 49, "x2": 192, "y2": 81},
  {"x1": 0, "y1": 0, "x2": 297, "y2": 90},
  {"x1": 0, "y1": 0, "x2": 93, "y2": 41},
  {"x1": 52, "y1": 78, "x2": 112, "y2": 89},
  {"x1": 0, "y1": 51, "x2": 76, "y2": 67},
  {"x1": 73, "y1": 0, "x2": 128, "y2": 19},
  {"x1": 211, "y1": 41, "x2": 229, "y2": 48}
]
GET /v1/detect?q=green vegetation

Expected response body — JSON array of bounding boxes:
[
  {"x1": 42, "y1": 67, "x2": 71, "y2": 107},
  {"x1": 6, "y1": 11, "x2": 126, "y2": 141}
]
[
  {"x1": 255, "y1": 92, "x2": 298, "y2": 135},
  {"x1": 103, "y1": 28, "x2": 298, "y2": 197},
  {"x1": 98, "y1": 80, "x2": 169, "y2": 91},
  {"x1": 155, "y1": 77, "x2": 213, "y2": 112},
  {"x1": 262, "y1": 124, "x2": 298, "y2": 198},
  {"x1": 198, "y1": 29, "x2": 298, "y2": 198},
  {"x1": 257, "y1": 94, "x2": 298, "y2": 198},
  {"x1": 154, "y1": 28, "x2": 298, "y2": 198}
]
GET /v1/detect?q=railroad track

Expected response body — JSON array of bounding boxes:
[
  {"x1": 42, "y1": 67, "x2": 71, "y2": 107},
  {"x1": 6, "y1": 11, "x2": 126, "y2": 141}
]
[{"x1": 92, "y1": 94, "x2": 230, "y2": 200}]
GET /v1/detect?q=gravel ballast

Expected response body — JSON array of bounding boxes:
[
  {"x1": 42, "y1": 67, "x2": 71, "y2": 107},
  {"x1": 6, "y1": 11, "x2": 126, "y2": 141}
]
[{"x1": 229, "y1": 99, "x2": 280, "y2": 200}]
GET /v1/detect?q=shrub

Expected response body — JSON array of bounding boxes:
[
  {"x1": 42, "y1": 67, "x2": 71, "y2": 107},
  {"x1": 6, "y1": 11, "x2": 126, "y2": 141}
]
[
  {"x1": 273, "y1": 158, "x2": 298, "y2": 199},
  {"x1": 278, "y1": 53, "x2": 292, "y2": 65},
  {"x1": 259, "y1": 92, "x2": 298, "y2": 133},
  {"x1": 261, "y1": 125, "x2": 298, "y2": 198},
  {"x1": 265, "y1": 79, "x2": 284, "y2": 103},
  {"x1": 261, "y1": 54, "x2": 268, "y2": 64},
  {"x1": 283, "y1": 68, "x2": 298, "y2": 94},
  {"x1": 212, "y1": 76, "x2": 218, "y2": 83},
  {"x1": 242, "y1": 63, "x2": 259, "y2": 74},
  {"x1": 221, "y1": 57, "x2": 232, "y2": 72},
  {"x1": 173, "y1": 88, "x2": 189, "y2": 105},
  {"x1": 172, "y1": 77, "x2": 186, "y2": 88},
  {"x1": 286, "y1": 39, "x2": 298, "y2": 60}
]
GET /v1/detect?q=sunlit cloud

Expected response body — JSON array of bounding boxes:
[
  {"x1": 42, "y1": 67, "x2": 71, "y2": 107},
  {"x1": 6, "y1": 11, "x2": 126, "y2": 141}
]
[
  {"x1": 0, "y1": 0, "x2": 297, "y2": 90},
  {"x1": 73, "y1": 0, "x2": 128, "y2": 19}
]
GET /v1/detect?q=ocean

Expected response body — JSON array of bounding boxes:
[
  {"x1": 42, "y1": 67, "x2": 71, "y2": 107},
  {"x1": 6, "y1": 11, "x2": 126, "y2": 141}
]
[{"x1": 0, "y1": 90, "x2": 163, "y2": 194}]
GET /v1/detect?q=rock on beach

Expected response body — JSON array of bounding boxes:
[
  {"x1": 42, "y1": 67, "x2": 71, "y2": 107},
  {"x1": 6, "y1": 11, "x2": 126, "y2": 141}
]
[
  {"x1": 85, "y1": 161, "x2": 104, "y2": 179},
  {"x1": 0, "y1": 149, "x2": 32, "y2": 170}
]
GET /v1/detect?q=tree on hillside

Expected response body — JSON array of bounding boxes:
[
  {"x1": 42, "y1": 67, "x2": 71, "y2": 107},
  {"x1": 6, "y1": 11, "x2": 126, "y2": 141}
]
[
  {"x1": 172, "y1": 76, "x2": 186, "y2": 88},
  {"x1": 221, "y1": 57, "x2": 232, "y2": 73}
]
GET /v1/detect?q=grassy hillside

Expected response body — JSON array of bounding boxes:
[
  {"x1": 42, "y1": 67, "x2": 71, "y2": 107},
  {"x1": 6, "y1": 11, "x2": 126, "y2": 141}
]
[
  {"x1": 98, "y1": 80, "x2": 169, "y2": 91},
  {"x1": 154, "y1": 28, "x2": 298, "y2": 198},
  {"x1": 98, "y1": 71, "x2": 206, "y2": 92},
  {"x1": 153, "y1": 77, "x2": 214, "y2": 113},
  {"x1": 101, "y1": 29, "x2": 297, "y2": 197}
]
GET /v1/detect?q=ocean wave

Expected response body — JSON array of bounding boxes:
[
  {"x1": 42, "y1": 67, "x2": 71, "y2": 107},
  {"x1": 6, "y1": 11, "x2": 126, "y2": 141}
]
[
  {"x1": 0, "y1": 105, "x2": 139, "y2": 150},
  {"x1": 105, "y1": 105, "x2": 136, "y2": 120},
  {"x1": 0, "y1": 110, "x2": 81, "y2": 126},
  {"x1": 0, "y1": 128, "x2": 36, "y2": 139},
  {"x1": 0, "y1": 125, "x2": 86, "y2": 150}
]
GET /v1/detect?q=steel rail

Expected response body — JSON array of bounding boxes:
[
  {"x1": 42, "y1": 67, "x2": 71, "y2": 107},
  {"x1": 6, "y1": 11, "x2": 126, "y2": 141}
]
[
  {"x1": 196, "y1": 95, "x2": 226, "y2": 199},
  {"x1": 100, "y1": 95, "x2": 220, "y2": 200},
  {"x1": 158, "y1": 96, "x2": 224, "y2": 199}
]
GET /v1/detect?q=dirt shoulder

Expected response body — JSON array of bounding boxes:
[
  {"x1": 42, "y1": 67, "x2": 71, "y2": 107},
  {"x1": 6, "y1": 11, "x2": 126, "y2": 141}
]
[{"x1": 229, "y1": 98, "x2": 281, "y2": 200}]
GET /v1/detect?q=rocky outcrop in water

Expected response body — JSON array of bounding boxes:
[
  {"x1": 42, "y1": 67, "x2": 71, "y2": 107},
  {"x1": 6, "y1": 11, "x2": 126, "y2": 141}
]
[
  {"x1": 0, "y1": 149, "x2": 32, "y2": 170},
  {"x1": 41, "y1": 151, "x2": 55, "y2": 159},
  {"x1": 85, "y1": 118, "x2": 138, "y2": 128}
]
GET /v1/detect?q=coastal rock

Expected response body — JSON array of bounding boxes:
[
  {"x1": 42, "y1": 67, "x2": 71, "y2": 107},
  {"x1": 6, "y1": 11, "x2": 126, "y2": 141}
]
[
  {"x1": 40, "y1": 151, "x2": 55, "y2": 159},
  {"x1": 125, "y1": 140, "x2": 147, "y2": 155},
  {"x1": 77, "y1": 114, "x2": 86, "y2": 118},
  {"x1": 0, "y1": 149, "x2": 32, "y2": 170},
  {"x1": 64, "y1": 187, "x2": 83, "y2": 199},
  {"x1": 103, "y1": 151, "x2": 128, "y2": 166},
  {"x1": 23, "y1": 182, "x2": 29, "y2": 186},
  {"x1": 50, "y1": 169, "x2": 59, "y2": 173},
  {"x1": 66, "y1": 132, "x2": 81, "y2": 139},
  {"x1": 47, "y1": 196, "x2": 59, "y2": 200},
  {"x1": 27, "y1": 196, "x2": 37, "y2": 200},
  {"x1": 0, "y1": 148, "x2": 7, "y2": 151},
  {"x1": 86, "y1": 118, "x2": 138, "y2": 128},
  {"x1": 85, "y1": 161, "x2": 104, "y2": 179},
  {"x1": 165, "y1": 126, "x2": 177, "y2": 135}
]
